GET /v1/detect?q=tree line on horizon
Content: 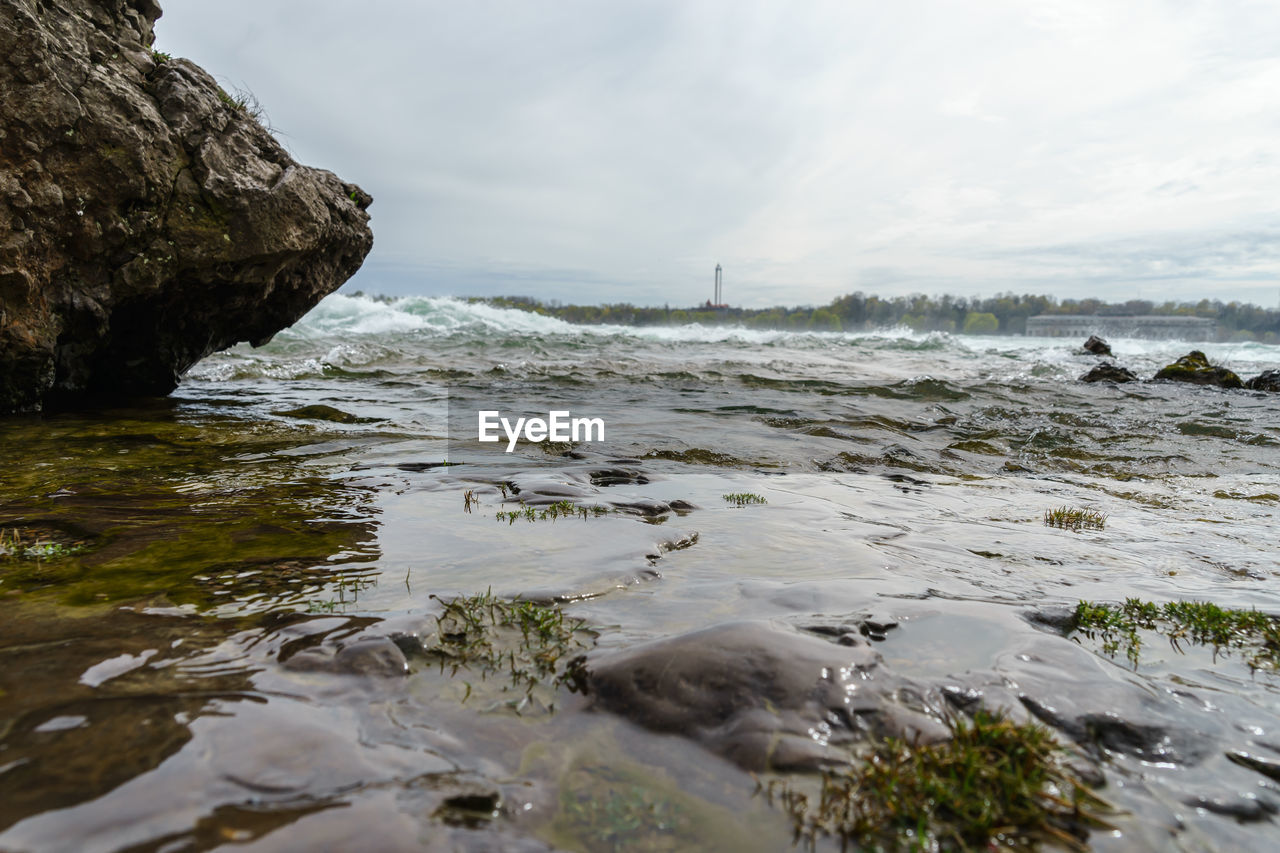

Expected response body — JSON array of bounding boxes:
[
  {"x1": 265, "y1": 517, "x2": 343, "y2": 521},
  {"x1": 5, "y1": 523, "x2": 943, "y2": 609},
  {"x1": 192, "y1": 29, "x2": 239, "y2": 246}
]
[{"x1": 477, "y1": 292, "x2": 1280, "y2": 341}]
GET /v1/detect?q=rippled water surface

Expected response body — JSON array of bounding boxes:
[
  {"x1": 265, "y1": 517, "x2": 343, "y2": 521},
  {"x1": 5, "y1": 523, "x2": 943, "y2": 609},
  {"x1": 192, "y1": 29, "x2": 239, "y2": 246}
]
[{"x1": 2, "y1": 294, "x2": 1279, "y2": 851}]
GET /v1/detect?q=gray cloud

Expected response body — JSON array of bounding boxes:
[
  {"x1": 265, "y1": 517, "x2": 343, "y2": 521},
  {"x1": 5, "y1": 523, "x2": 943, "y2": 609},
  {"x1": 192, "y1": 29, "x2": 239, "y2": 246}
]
[{"x1": 156, "y1": 0, "x2": 1280, "y2": 307}]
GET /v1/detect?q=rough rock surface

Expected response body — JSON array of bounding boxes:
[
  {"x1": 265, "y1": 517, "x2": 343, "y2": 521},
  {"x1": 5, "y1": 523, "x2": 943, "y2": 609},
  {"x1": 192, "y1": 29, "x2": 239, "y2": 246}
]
[
  {"x1": 0, "y1": 0, "x2": 372, "y2": 413},
  {"x1": 1079, "y1": 362, "x2": 1138, "y2": 383},
  {"x1": 584, "y1": 621, "x2": 948, "y2": 772},
  {"x1": 1081, "y1": 334, "x2": 1112, "y2": 357},
  {"x1": 1245, "y1": 369, "x2": 1280, "y2": 392},
  {"x1": 1152, "y1": 351, "x2": 1243, "y2": 389}
]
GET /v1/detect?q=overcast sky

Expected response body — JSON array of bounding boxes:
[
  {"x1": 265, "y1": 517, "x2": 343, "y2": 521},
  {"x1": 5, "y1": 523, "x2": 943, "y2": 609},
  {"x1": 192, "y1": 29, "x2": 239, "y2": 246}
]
[{"x1": 156, "y1": 1, "x2": 1280, "y2": 308}]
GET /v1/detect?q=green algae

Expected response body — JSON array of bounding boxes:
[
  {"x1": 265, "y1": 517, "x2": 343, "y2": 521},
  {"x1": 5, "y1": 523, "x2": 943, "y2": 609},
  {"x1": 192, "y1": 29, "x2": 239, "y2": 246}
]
[
  {"x1": 1073, "y1": 598, "x2": 1280, "y2": 670},
  {"x1": 272, "y1": 404, "x2": 382, "y2": 424},
  {"x1": 763, "y1": 710, "x2": 1109, "y2": 852},
  {"x1": 0, "y1": 410, "x2": 378, "y2": 610},
  {"x1": 1152, "y1": 351, "x2": 1243, "y2": 389}
]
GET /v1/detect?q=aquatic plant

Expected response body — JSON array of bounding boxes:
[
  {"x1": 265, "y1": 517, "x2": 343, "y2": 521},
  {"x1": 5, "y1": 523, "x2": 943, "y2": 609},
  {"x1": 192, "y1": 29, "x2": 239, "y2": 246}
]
[
  {"x1": 722, "y1": 493, "x2": 767, "y2": 506},
  {"x1": 763, "y1": 710, "x2": 1108, "y2": 851},
  {"x1": 1073, "y1": 598, "x2": 1280, "y2": 670},
  {"x1": 494, "y1": 500, "x2": 612, "y2": 524},
  {"x1": 301, "y1": 573, "x2": 377, "y2": 614},
  {"x1": 0, "y1": 528, "x2": 84, "y2": 561},
  {"x1": 1043, "y1": 506, "x2": 1106, "y2": 531},
  {"x1": 425, "y1": 590, "x2": 593, "y2": 707},
  {"x1": 463, "y1": 489, "x2": 478, "y2": 512}
]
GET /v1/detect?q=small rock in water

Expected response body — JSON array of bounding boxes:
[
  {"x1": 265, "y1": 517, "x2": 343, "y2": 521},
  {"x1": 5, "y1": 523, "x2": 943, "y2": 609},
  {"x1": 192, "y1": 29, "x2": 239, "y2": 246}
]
[
  {"x1": 273, "y1": 404, "x2": 380, "y2": 424},
  {"x1": 283, "y1": 636, "x2": 409, "y2": 677},
  {"x1": 1079, "y1": 362, "x2": 1138, "y2": 383},
  {"x1": 1153, "y1": 351, "x2": 1244, "y2": 389},
  {"x1": 1082, "y1": 335, "x2": 1113, "y2": 357},
  {"x1": 1244, "y1": 369, "x2": 1280, "y2": 392}
]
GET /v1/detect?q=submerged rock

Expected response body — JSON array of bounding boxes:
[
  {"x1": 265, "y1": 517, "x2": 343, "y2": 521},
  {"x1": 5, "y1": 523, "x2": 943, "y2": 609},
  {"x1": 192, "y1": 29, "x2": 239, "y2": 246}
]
[
  {"x1": 274, "y1": 404, "x2": 381, "y2": 424},
  {"x1": 282, "y1": 636, "x2": 409, "y2": 677},
  {"x1": 1079, "y1": 362, "x2": 1138, "y2": 383},
  {"x1": 1245, "y1": 369, "x2": 1280, "y2": 392},
  {"x1": 1152, "y1": 351, "x2": 1243, "y2": 389},
  {"x1": 583, "y1": 621, "x2": 948, "y2": 772},
  {"x1": 1081, "y1": 335, "x2": 1113, "y2": 357},
  {"x1": 0, "y1": 0, "x2": 372, "y2": 414}
]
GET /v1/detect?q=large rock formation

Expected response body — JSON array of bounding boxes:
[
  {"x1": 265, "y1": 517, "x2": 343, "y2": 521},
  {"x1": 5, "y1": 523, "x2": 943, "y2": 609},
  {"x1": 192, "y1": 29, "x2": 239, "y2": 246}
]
[{"x1": 0, "y1": 0, "x2": 372, "y2": 413}]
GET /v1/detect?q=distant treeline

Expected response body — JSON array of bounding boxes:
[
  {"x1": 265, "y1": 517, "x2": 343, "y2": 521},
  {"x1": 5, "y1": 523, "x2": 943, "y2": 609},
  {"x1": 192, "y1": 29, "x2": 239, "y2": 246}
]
[{"x1": 476, "y1": 293, "x2": 1280, "y2": 341}]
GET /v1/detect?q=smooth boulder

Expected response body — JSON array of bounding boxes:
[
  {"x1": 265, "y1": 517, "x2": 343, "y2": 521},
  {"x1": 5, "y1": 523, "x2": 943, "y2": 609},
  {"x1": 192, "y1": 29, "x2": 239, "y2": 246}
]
[
  {"x1": 0, "y1": 0, "x2": 373, "y2": 413},
  {"x1": 584, "y1": 621, "x2": 947, "y2": 772}
]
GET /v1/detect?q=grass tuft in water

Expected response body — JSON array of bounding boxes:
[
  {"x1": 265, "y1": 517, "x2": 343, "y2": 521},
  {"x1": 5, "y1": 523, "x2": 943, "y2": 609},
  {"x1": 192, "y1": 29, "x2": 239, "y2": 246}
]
[
  {"x1": 425, "y1": 590, "x2": 593, "y2": 708},
  {"x1": 0, "y1": 528, "x2": 86, "y2": 561},
  {"x1": 1073, "y1": 598, "x2": 1280, "y2": 670},
  {"x1": 763, "y1": 710, "x2": 1108, "y2": 852},
  {"x1": 722, "y1": 493, "x2": 767, "y2": 506},
  {"x1": 1043, "y1": 506, "x2": 1106, "y2": 531},
  {"x1": 494, "y1": 500, "x2": 613, "y2": 524}
]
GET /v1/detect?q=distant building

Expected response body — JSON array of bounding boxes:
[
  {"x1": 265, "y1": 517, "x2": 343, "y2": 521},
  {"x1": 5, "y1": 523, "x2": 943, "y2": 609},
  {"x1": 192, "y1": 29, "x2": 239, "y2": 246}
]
[{"x1": 1025, "y1": 315, "x2": 1216, "y2": 340}]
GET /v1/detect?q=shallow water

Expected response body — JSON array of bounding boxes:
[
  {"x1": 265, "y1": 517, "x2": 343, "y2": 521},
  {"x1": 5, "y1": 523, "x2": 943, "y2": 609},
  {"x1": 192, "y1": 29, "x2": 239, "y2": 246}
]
[{"x1": 2, "y1": 294, "x2": 1279, "y2": 851}]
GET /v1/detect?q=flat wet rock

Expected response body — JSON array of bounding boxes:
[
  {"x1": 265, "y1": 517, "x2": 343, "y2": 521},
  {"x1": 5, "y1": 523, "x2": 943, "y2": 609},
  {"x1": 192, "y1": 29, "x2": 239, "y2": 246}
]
[{"x1": 583, "y1": 620, "x2": 948, "y2": 772}]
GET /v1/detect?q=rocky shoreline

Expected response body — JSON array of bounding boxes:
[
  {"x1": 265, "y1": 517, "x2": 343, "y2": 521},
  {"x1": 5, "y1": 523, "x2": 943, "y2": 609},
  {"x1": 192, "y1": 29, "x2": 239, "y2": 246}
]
[{"x1": 1079, "y1": 338, "x2": 1277, "y2": 391}]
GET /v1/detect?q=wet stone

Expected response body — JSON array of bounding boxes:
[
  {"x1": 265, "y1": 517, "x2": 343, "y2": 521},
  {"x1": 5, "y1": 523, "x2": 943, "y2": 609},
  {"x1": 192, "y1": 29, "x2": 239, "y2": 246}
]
[
  {"x1": 1182, "y1": 792, "x2": 1278, "y2": 822},
  {"x1": 1079, "y1": 362, "x2": 1139, "y2": 383},
  {"x1": 964, "y1": 638, "x2": 1219, "y2": 766},
  {"x1": 583, "y1": 621, "x2": 948, "y2": 772},
  {"x1": 282, "y1": 635, "x2": 409, "y2": 677},
  {"x1": 273, "y1": 404, "x2": 382, "y2": 424},
  {"x1": 435, "y1": 789, "x2": 502, "y2": 827},
  {"x1": 1227, "y1": 749, "x2": 1280, "y2": 782},
  {"x1": 1245, "y1": 369, "x2": 1280, "y2": 392},
  {"x1": 1082, "y1": 335, "x2": 1113, "y2": 357},
  {"x1": 1152, "y1": 350, "x2": 1244, "y2": 389}
]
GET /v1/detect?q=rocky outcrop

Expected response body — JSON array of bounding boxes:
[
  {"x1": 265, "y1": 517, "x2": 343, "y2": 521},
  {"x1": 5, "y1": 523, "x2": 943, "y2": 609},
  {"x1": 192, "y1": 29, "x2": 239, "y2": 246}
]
[
  {"x1": 0, "y1": 0, "x2": 372, "y2": 413},
  {"x1": 1079, "y1": 362, "x2": 1137, "y2": 383},
  {"x1": 1152, "y1": 351, "x2": 1243, "y2": 389},
  {"x1": 1081, "y1": 335, "x2": 1112, "y2": 357},
  {"x1": 1245, "y1": 370, "x2": 1280, "y2": 392}
]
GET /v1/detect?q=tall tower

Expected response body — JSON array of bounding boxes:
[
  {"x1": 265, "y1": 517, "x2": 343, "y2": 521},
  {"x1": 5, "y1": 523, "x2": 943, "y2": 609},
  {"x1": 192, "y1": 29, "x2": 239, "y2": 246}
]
[{"x1": 714, "y1": 264, "x2": 722, "y2": 305}]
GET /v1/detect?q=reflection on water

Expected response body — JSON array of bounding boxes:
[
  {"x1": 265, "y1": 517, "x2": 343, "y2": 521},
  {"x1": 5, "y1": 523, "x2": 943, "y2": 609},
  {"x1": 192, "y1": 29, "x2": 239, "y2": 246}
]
[{"x1": 2, "y1": 297, "x2": 1280, "y2": 850}]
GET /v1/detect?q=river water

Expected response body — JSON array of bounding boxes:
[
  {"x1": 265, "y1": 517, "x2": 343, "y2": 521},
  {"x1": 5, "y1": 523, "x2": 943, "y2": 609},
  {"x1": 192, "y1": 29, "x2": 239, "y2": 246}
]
[{"x1": 2, "y1": 294, "x2": 1278, "y2": 851}]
